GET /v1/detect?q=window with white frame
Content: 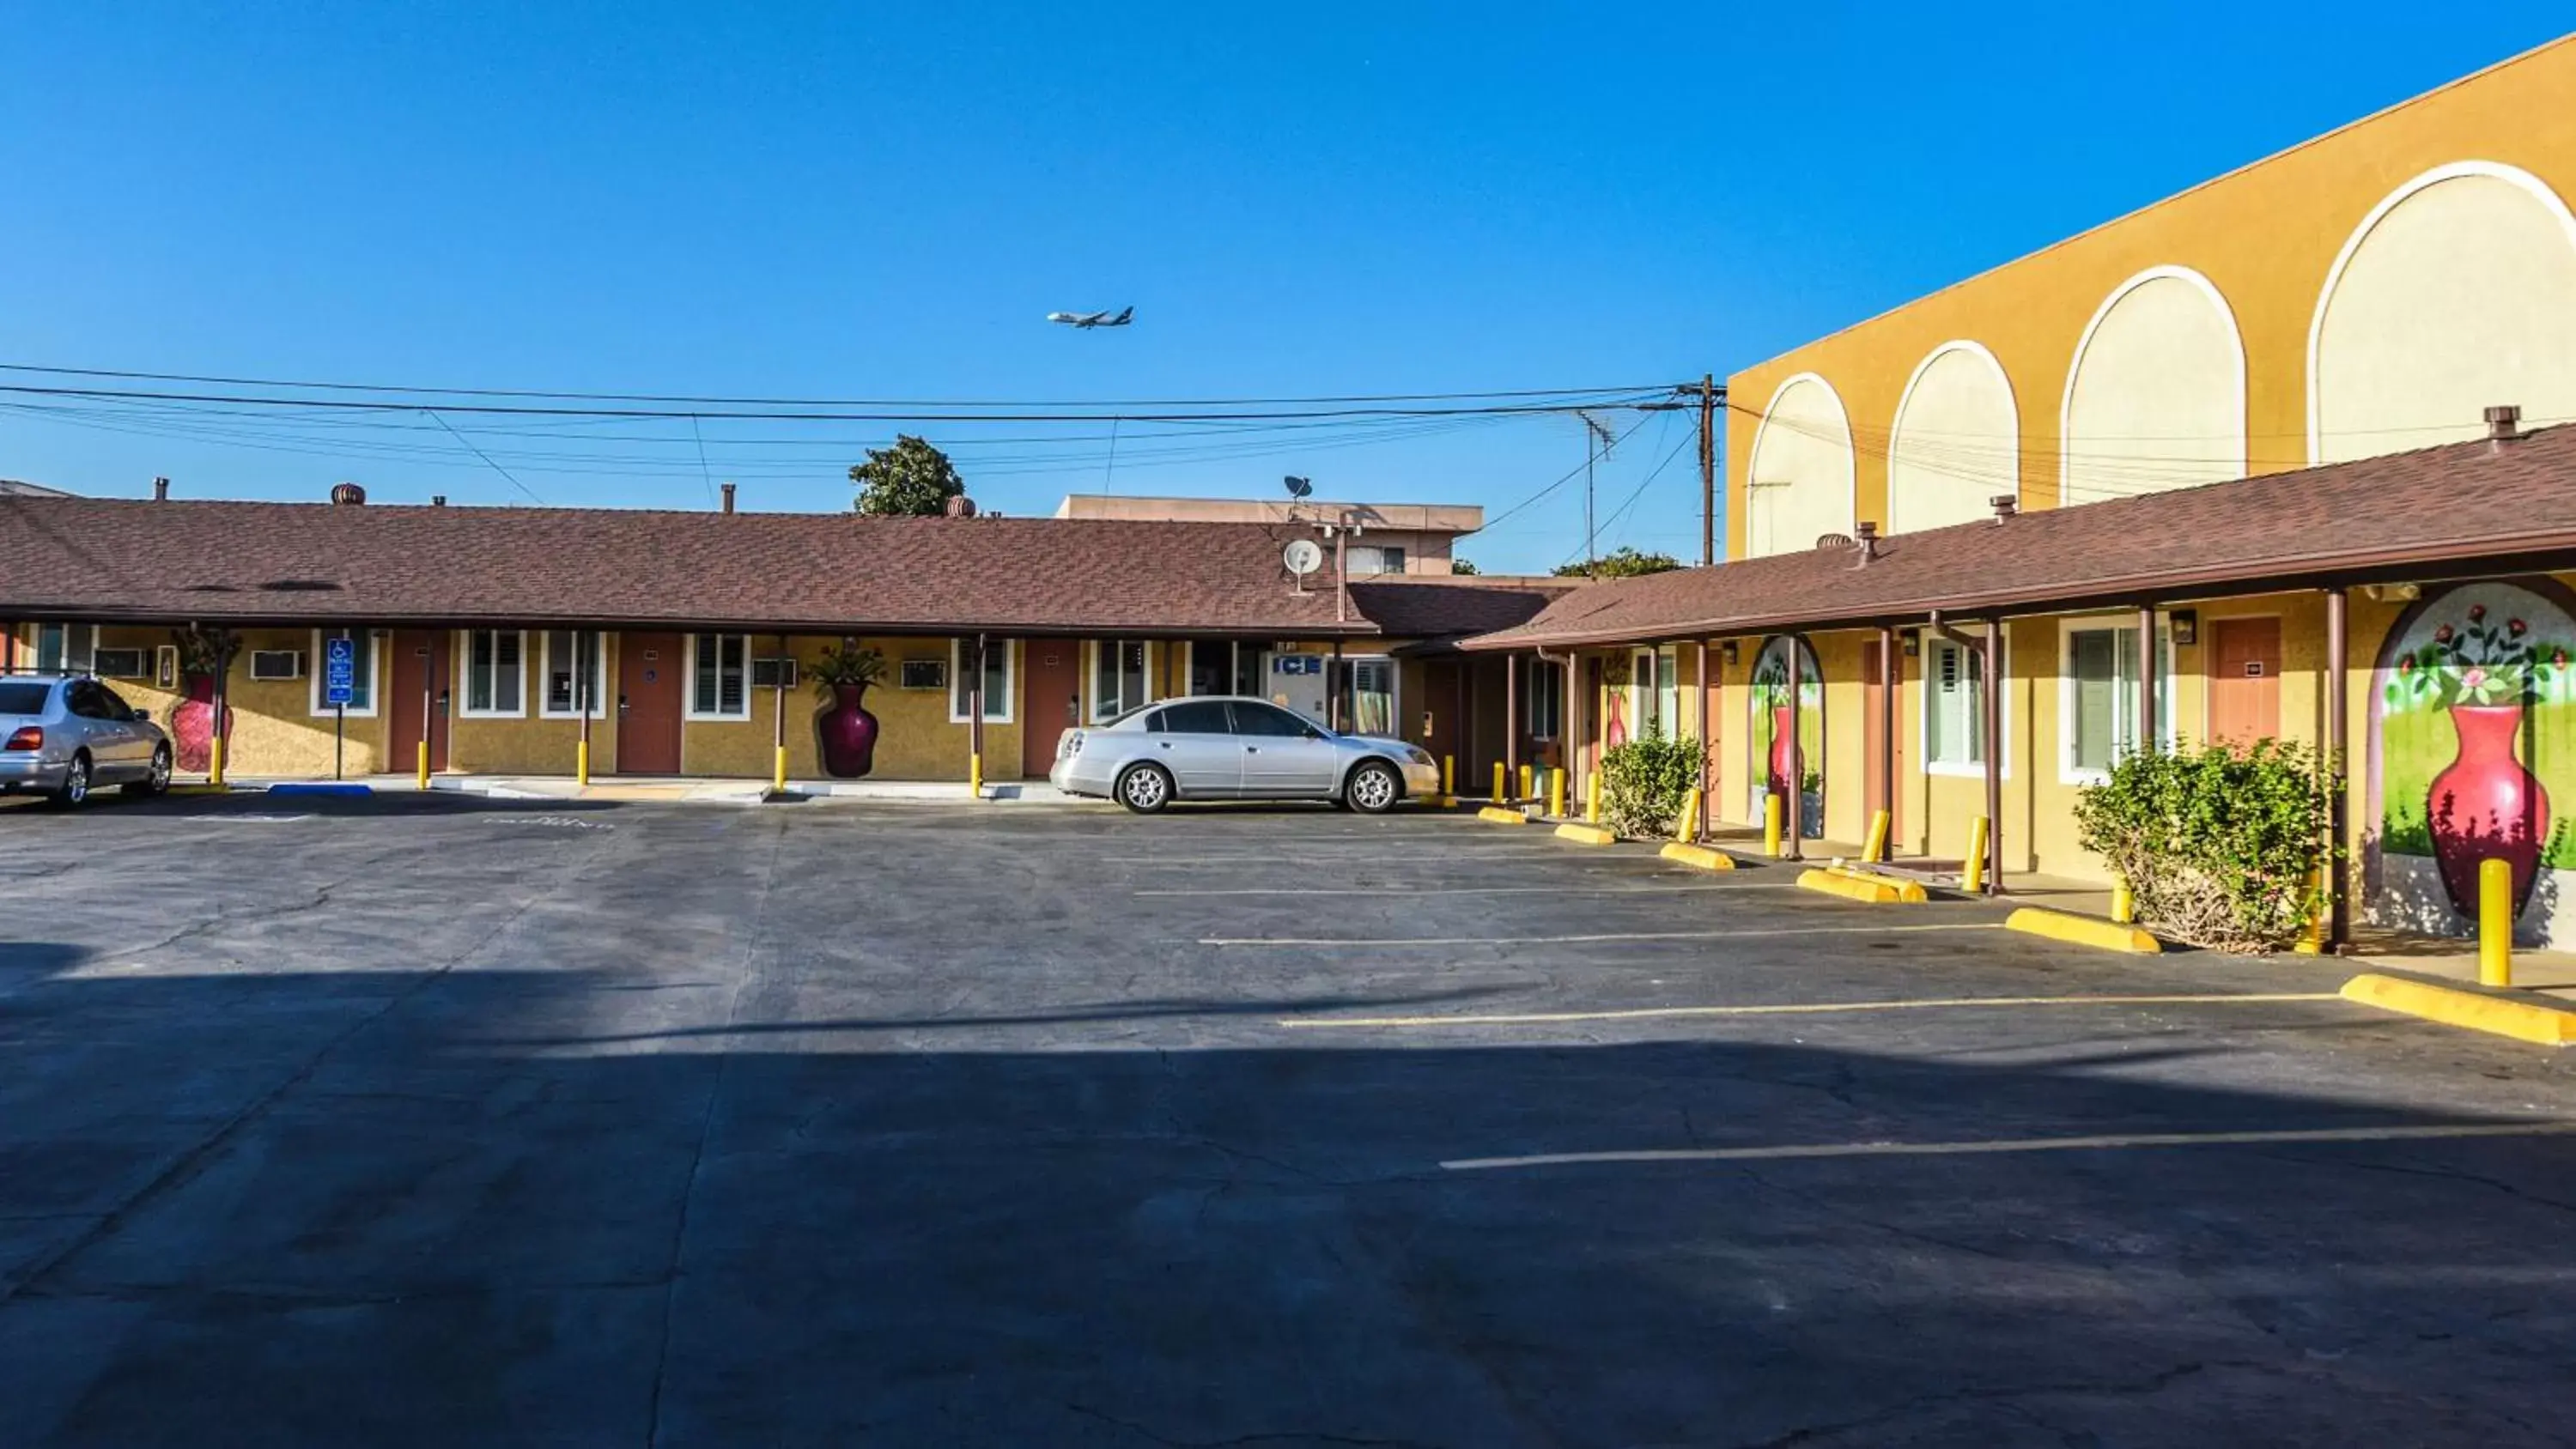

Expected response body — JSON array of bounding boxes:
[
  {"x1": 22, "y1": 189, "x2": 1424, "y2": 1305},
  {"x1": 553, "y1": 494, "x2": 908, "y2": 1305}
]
[
  {"x1": 688, "y1": 634, "x2": 750, "y2": 719},
  {"x1": 2062, "y1": 621, "x2": 2172, "y2": 780},
  {"x1": 949, "y1": 639, "x2": 1013, "y2": 723},
  {"x1": 1923, "y1": 635, "x2": 2006, "y2": 773},
  {"x1": 1631, "y1": 646, "x2": 1680, "y2": 737},
  {"x1": 460, "y1": 629, "x2": 526, "y2": 716},
  {"x1": 1525, "y1": 658, "x2": 1564, "y2": 741},
  {"x1": 35, "y1": 623, "x2": 97, "y2": 673},
  {"x1": 1347, "y1": 656, "x2": 1396, "y2": 736},
  {"x1": 1091, "y1": 640, "x2": 1152, "y2": 721},
  {"x1": 540, "y1": 630, "x2": 608, "y2": 718},
  {"x1": 308, "y1": 628, "x2": 380, "y2": 716},
  {"x1": 1346, "y1": 544, "x2": 1407, "y2": 576}
]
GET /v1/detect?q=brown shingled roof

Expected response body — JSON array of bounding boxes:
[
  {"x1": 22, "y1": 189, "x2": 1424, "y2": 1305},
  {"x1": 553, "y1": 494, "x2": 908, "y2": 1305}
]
[
  {"x1": 1344, "y1": 578, "x2": 1571, "y2": 642},
  {"x1": 0, "y1": 496, "x2": 1376, "y2": 635},
  {"x1": 1465, "y1": 424, "x2": 2576, "y2": 650}
]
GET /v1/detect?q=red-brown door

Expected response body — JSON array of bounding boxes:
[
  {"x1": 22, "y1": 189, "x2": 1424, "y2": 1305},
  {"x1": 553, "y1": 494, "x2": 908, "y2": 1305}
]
[
  {"x1": 1022, "y1": 638, "x2": 1083, "y2": 777},
  {"x1": 2208, "y1": 617, "x2": 2282, "y2": 747},
  {"x1": 1862, "y1": 639, "x2": 1899, "y2": 839},
  {"x1": 618, "y1": 632, "x2": 684, "y2": 775},
  {"x1": 389, "y1": 630, "x2": 452, "y2": 773}
]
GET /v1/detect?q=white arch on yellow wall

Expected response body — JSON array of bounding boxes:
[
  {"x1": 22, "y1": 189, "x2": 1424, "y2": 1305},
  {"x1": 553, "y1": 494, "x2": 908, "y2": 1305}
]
[
  {"x1": 2057, "y1": 265, "x2": 2246, "y2": 505},
  {"x1": 2306, "y1": 160, "x2": 2576, "y2": 464},
  {"x1": 1886, "y1": 340, "x2": 2018, "y2": 535},
  {"x1": 1744, "y1": 372, "x2": 1857, "y2": 558}
]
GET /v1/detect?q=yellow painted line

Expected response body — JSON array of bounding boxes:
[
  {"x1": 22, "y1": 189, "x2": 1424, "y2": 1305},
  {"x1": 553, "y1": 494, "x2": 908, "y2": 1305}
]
[
  {"x1": 1277, "y1": 991, "x2": 2342, "y2": 1029},
  {"x1": 1554, "y1": 822, "x2": 1618, "y2": 846},
  {"x1": 1658, "y1": 842, "x2": 1736, "y2": 871},
  {"x1": 2006, "y1": 906, "x2": 2164, "y2": 955},
  {"x1": 1200, "y1": 923, "x2": 2004, "y2": 948},
  {"x1": 1442, "y1": 1120, "x2": 2576, "y2": 1172},
  {"x1": 1476, "y1": 806, "x2": 1533, "y2": 826},
  {"x1": 1136, "y1": 884, "x2": 1745, "y2": 897},
  {"x1": 2342, "y1": 972, "x2": 2576, "y2": 1046}
]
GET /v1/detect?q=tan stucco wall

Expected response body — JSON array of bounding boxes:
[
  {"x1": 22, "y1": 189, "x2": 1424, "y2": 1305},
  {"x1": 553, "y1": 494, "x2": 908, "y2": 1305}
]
[{"x1": 1726, "y1": 34, "x2": 2576, "y2": 553}]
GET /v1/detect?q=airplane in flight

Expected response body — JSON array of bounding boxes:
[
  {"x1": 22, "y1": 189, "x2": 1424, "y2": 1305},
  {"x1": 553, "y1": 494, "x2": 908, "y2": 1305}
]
[{"x1": 1046, "y1": 306, "x2": 1134, "y2": 329}]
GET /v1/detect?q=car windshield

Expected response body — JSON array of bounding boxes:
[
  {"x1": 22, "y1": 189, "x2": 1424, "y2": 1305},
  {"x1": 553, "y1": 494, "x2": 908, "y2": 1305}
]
[{"x1": 0, "y1": 681, "x2": 53, "y2": 715}]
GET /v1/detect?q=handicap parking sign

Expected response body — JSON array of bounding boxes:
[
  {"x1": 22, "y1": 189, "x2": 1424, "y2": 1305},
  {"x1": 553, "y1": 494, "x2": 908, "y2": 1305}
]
[{"x1": 324, "y1": 635, "x2": 357, "y2": 706}]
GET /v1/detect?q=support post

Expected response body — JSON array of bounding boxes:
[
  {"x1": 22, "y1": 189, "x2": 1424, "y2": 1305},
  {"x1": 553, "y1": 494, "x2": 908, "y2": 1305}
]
[
  {"x1": 1504, "y1": 652, "x2": 1520, "y2": 803},
  {"x1": 417, "y1": 636, "x2": 434, "y2": 789},
  {"x1": 774, "y1": 632, "x2": 792, "y2": 793},
  {"x1": 1330, "y1": 638, "x2": 1346, "y2": 732},
  {"x1": 1980, "y1": 618, "x2": 2004, "y2": 895},
  {"x1": 966, "y1": 634, "x2": 986, "y2": 799},
  {"x1": 576, "y1": 629, "x2": 593, "y2": 785},
  {"x1": 2324, "y1": 587, "x2": 2349, "y2": 950},
  {"x1": 210, "y1": 646, "x2": 228, "y2": 788},
  {"x1": 1453, "y1": 661, "x2": 1469, "y2": 803},
  {"x1": 2136, "y1": 604, "x2": 2159, "y2": 760},
  {"x1": 1783, "y1": 634, "x2": 1803, "y2": 861},
  {"x1": 1694, "y1": 638, "x2": 1711, "y2": 843},
  {"x1": 1878, "y1": 625, "x2": 1897, "y2": 845}
]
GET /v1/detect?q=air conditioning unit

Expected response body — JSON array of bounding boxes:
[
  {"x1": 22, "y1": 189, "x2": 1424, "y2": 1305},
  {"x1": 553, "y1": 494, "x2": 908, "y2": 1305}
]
[
  {"x1": 899, "y1": 658, "x2": 948, "y2": 691},
  {"x1": 750, "y1": 657, "x2": 799, "y2": 689},
  {"x1": 249, "y1": 650, "x2": 307, "y2": 681},
  {"x1": 92, "y1": 648, "x2": 148, "y2": 679}
]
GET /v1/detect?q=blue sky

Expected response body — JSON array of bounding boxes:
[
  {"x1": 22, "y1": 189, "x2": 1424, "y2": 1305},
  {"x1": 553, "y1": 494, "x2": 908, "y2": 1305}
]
[{"x1": 3, "y1": 3, "x2": 2568, "y2": 573}]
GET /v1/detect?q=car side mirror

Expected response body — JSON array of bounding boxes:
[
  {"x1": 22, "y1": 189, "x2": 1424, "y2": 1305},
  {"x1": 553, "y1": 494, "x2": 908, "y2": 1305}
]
[
  {"x1": 127, "y1": 706, "x2": 149, "y2": 723},
  {"x1": 1303, "y1": 726, "x2": 1324, "y2": 740}
]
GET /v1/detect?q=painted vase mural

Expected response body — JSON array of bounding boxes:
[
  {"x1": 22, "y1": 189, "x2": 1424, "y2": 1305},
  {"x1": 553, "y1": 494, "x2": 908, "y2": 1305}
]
[
  {"x1": 808, "y1": 642, "x2": 889, "y2": 781},
  {"x1": 2372, "y1": 582, "x2": 2576, "y2": 939},
  {"x1": 1767, "y1": 705, "x2": 1802, "y2": 800},
  {"x1": 169, "y1": 675, "x2": 231, "y2": 774},
  {"x1": 1749, "y1": 635, "x2": 1825, "y2": 834}
]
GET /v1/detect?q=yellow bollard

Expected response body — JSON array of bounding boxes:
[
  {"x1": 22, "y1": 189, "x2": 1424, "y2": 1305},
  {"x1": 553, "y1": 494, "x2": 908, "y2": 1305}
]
[
  {"x1": 1762, "y1": 792, "x2": 1783, "y2": 858},
  {"x1": 416, "y1": 740, "x2": 430, "y2": 790},
  {"x1": 1492, "y1": 761, "x2": 1508, "y2": 804},
  {"x1": 1518, "y1": 762, "x2": 1534, "y2": 802},
  {"x1": 2110, "y1": 876, "x2": 2135, "y2": 925},
  {"x1": 781, "y1": 744, "x2": 796, "y2": 795},
  {"x1": 2294, "y1": 867, "x2": 2325, "y2": 955},
  {"x1": 2480, "y1": 857, "x2": 2513, "y2": 987},
  {"x1": 1584, "y1": 773, "x2": 1601, "y2": 824},
  {"x1": 1442, "y1": 754, "x2": 1455, "y2": 800},
  {"x1": 1862, "y1": 809, "x2": 1891, "y2": 864},
  {"x1": 1675, "y1": 787, "x2": 1702, "y2": 842},
  {"x1": 576, "y1": 738, "x2": 591, "y2": 786},
  {"x1": 209, "y1": 735, "x2": 226, "y2": 789},
  {"x1": 1548, "y1": 767, "x2": 1567, "y2": 820},
  {"x1": 1965, "y1": 815, "x2": 1991, "y2": 894}
]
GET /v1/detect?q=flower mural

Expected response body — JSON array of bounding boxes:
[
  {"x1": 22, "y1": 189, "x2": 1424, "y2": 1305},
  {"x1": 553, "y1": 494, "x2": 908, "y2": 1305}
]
[
  {"x1": 2369, "y1": 579, "x2": 2576, "y2": 940},
  {"x1": 1749, "y1": 635, "x2": 1824, "y2": 837}
]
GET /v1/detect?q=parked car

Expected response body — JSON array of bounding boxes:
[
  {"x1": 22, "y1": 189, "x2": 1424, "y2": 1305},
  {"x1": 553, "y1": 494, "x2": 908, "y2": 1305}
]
[
  {"x1": 0, "y1": 673, "x2": 174, "y2": 807},
  {"x1": 1050, "y1": 694, "x2": 1440, "y2": 814}
]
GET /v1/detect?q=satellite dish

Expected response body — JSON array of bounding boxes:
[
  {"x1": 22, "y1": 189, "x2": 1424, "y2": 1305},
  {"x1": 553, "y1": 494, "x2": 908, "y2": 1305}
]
[
  {"x1": 1282, "y1": 538, "x2": 1324, "y2": 576},
  {"x1": 1283, "y1": 476, "x2": 1313, "y2": 499}
]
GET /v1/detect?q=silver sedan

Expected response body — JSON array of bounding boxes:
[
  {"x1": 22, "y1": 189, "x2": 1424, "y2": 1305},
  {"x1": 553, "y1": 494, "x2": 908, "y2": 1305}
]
[
  {"x1": 0, "y1": 673, "x2": 175, "y2": 807},
  {"x1": 1049, "y1": 695, "x2": 1440, "y2": 814}
]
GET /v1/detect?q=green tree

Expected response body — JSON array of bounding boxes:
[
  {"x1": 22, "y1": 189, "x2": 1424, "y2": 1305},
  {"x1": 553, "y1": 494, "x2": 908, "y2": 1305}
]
[
  {"x1": 1554, "y1": 546, "x2": 1680, "y2": 579},
  {"x1": 849, "y1": 434, "x2": 966, "y2": 516},
  {"x1": 1448, "y1": 557, "x2": 1479, "y2": 576}
]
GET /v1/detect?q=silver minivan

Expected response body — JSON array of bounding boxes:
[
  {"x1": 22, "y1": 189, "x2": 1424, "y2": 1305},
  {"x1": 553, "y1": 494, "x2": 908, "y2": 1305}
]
[{"x1": 0, "y1": 674, "x2": 175, "y2": 807}]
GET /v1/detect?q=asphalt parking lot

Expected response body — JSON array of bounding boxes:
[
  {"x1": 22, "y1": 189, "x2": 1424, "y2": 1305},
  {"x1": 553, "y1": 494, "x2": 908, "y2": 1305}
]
[{"x1": 3, "y1": 792, "x2": 2573, "y2": 1446}]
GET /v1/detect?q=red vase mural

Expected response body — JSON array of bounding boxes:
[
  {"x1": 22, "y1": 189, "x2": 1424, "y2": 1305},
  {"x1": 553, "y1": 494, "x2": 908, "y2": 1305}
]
[
  {"x1": 1767, "y1": 703, "x2": 1802, "y2": 800},
  {"x1": 815, "y1": 682, "x2": 880, "y2": 779},
  {"x1": 2427, "y1": 702, "x2": 2549, "y2": 916},
  {"x1": 169, "y1": 675, "x2": 232, "y2": 773}
]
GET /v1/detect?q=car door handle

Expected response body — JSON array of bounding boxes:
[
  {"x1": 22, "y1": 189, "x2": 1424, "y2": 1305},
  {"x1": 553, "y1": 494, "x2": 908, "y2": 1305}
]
[{"x1": 1243, "y1": 746, "x2": 1259, "y2": 754}]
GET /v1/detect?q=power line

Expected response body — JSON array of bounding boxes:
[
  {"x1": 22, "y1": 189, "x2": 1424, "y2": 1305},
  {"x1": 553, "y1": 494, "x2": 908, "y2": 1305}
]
[{"x1": 422, "y1": 410, "x2": 544, "y2": 504}]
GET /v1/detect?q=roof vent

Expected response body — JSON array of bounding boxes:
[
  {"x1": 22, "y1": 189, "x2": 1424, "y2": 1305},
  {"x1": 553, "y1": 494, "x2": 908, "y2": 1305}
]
[
  {"x1": 430, "y1": 494, "x2": 447, "y2": 507},
  {"x1": 944, "y1": 494, "x2": 979, "y2": 518},
  {"x1": 330, "y1": 482, "x2": 367, "y2": 506},
  {"x1": 2487, "y1": 404, "x2": 2524, "y2": 445},
  {"x1": 720, "y1": 482, "x2": 737, "y2": 514},
  {"x1": 1990, "y1": 494, "x2": 2018, "y2": 524},
  {"x1": 1853, "y1": 518, "x2": 1880, "y2": 562},
  {"x1": 153, "y1": 476, "x2": 170, "y2": 502},
  {"x1": 1813, "y1": 531, "x2": 1856, "y2": 552}
]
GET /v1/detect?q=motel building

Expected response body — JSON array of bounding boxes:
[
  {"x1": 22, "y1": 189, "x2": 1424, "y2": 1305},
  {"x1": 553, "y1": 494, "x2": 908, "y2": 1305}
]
[
  {"x1": 1459, "y1": 33, "x2": 2576, "y2": 951},
  {"x1": 0, "y1": 492, "x2": 1565, "y2": 798}
]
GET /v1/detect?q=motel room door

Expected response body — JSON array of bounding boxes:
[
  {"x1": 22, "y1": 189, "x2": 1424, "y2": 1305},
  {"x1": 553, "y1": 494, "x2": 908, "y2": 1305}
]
[
  {"x1": 389, "y1": 630, "x2": 452, "y2": 773},
  {"x1": 1022, "y1": 639, "x2": 1082, "y2": 778},
  {"x1": 618, "y1": 632, "x2": 684, "y2": 775},
  {"x1": 1861, "y1": 638, "x2": 1899, "y2": 839},
  {"x1": 2208, "y1": 618, "x2": 2282, "y2": 748}
]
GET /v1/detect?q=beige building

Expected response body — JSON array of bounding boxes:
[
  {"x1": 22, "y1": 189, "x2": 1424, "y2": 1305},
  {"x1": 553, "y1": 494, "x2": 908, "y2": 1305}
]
[{"x1": 1052, "y1": 494, "x2": 1480, "y2": 575}]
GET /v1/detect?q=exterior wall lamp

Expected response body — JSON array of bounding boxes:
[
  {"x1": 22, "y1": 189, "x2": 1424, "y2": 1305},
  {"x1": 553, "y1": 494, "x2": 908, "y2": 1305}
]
[{"x1": 2169, "y1": 609, "x2": 2199, "y2": 646}]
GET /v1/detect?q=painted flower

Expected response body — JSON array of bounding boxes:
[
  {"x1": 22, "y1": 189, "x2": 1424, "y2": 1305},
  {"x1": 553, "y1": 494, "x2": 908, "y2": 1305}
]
[
  {"x1": 2509, "y1": 618, "x2": 2528, "y2": 636},
  {"x1": 2469, "y1": 604, "x2": 2488, "y2": 622},
  {"x1": 2557, "y1": 649, "x2": 2570, "y2": 669},
  {"x1": 2436, "y1": 624, "x2": 2455, "y2": 643},
  {"x1": 2462, "y1": 667, "x2": 2488, "y2": 690},
  {"x1": 2398, "y1": 657, "x2": 2416, "y2": 676}
]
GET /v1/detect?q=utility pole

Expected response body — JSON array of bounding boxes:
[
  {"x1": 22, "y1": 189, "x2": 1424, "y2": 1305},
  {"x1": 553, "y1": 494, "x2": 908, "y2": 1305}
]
[{"x1": 1698, "y1": 373, "x2": 1718, "y2": 567}]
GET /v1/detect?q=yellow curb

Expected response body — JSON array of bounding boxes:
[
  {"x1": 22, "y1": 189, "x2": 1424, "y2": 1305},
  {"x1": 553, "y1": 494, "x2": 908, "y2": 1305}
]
[
  {"x1": 164, "y1": 784, "x2": 234, "y2": 797},
  {"x1": 1476, "y1": 806, "x2": 1531, "y2": 826},
  {"x1": 1797, "y1": 868, "x2": 1917, "y2": 905},
  {"x1": 1826, "y1": 865, "x2": 1928, "y2": 902},
  {"x1": 2341, "y1": 973, "x2": 2576, "y2": 1046},
  {"x1": 1554, "y1": 822, "x2": 1618, "y2": 846},
  {"x1": 1658, "y1": 842, "x2": 1737, "y2": 871},
  {"x1": 2004, "y1": 906, "x2": 2163, "y2": 954}
]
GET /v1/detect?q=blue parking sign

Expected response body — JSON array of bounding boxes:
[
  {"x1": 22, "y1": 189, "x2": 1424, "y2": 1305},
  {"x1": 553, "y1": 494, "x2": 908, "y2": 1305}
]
[{"x1": 324, "y1": 635, "x2": 357, "y2": 706}]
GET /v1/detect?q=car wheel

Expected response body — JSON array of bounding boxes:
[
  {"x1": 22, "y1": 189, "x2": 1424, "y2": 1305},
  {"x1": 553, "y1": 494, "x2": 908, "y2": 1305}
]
[
  {"x1": 1116, "y1": 763, "x2": 1174, "y2": 814},
  {"x1": 1345, "y1": 760, "x2": 1401, "y2": 814},
  {"x1": 49, "y1": 754, "x2": 90, "y2": 809},
  {"x1": 126, "y1": 746, "x2": 173, "y2": 797}
]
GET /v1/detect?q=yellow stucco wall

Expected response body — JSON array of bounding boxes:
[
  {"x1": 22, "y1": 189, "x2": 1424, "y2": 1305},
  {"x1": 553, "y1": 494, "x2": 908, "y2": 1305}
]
[{"x1": 1725, "y1": 33, "x2": 2576, "y2": 552}]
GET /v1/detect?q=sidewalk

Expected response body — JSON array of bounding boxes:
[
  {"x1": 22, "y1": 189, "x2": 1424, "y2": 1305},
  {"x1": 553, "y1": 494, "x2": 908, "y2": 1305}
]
[{"x1": 169, "y1": 773, "x2": 1094, "y2": 806}]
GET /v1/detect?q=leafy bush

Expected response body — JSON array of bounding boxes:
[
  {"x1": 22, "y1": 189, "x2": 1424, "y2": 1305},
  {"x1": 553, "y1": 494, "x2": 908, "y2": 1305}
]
[
  {"x1": 1601, "y1": 729, "x2": 1702, "y2": 838},
  {"x1": 2072, "y1": 740, "x2": 2331, "y2": 953}
]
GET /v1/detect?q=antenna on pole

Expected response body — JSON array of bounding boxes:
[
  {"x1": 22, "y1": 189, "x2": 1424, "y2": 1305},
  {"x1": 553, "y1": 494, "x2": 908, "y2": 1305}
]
[{"x1": 1577, "y1": 410, "x2": 1618, "y2": 578}]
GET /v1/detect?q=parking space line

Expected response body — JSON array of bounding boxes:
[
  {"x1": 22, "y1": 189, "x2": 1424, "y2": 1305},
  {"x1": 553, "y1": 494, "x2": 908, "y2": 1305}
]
[
  {"x1": 1277, "y1": 991, "x2": 2343, "y2": 1028},
  {"x1": 1140, "y1": 883, "x2": 1771, "y2": 897},
  {"x1": 1441, "y1": 1120, "x2": 2576, "y2": 1172},
  {"x1": 1200, "y1": 924, "x2": 2003, "y2": 948}
]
